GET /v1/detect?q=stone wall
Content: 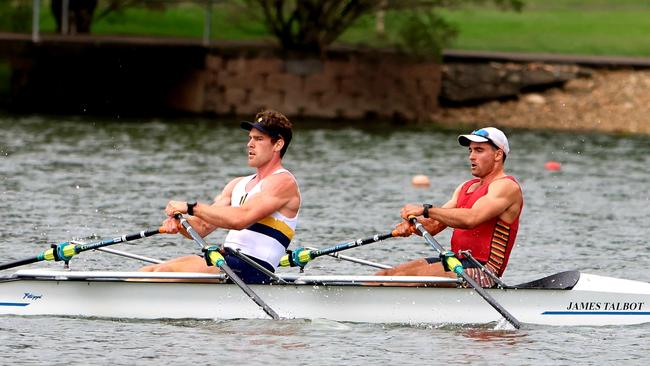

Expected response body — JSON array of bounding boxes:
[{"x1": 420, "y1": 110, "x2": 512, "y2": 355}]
[
  {"x1": 2, "y1": 35, "x2": 441, "y2": 120},
  {"x1": 199, "y1": 50, "x2": 441, "y2": 121}
]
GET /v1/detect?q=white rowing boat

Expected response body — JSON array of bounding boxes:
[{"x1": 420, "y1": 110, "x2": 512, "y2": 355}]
[{"x1": 1, "y1": 269, "x2": 649, "y2": 326}]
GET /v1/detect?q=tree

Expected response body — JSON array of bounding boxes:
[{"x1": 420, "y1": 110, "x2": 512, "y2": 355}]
[
  {"x1": 50, "y1": 0, "x2": 160, "y2": 35},
  {"x1": 245, "y1": 0, "x2": 523, "y2": 57},
  {"x1": 51, "y1": 0, "x2": 98, "y2": 34},
  {"x1": 0, "y1": 1, "x2": 32, "y2": 33},
  {"x1": 49, "y1": 0, "x2": 523, "y2": 58}
]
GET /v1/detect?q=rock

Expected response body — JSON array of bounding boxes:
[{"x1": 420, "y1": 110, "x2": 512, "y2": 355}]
[
  {"x1": 441, "y1": 62, "x2": 584, "y2": 103},
  {"x1": 564, "y1": 78, "x2": 594, "y2": 92},
  {"x1": 523, "y1": 93, "x2": 546, "y2": 104},
  {"x1": 435, "y1": 69, "x2": 650, "y2": 134}
]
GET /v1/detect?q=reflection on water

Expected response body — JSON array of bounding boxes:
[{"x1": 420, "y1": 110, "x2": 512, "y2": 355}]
[
  {"x1": 459, "y1": 328, "x2": 526, "y2": 344},
  {"x1": 1, "y1": 114, "x2": 649, "y2": 364}
]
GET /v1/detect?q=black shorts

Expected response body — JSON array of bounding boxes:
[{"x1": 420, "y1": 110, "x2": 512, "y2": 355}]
[
  {"x1": 424, "y1": 256, "x2": 482, "y2": 268},
  {"x1": 220, "y1": 252, "x2": 275, "y2": 284}
]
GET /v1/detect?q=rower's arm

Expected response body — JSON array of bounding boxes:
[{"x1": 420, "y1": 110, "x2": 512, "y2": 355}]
[
  {"x1": 413, "y1": 185, "x2": 461, "y2": 235},
  {"x1": 191, "y1": 173, "x2": 297, "y2": 230},
  {"x1": 426, "y1": 179, "x2": 519, "y2": 229},
  {"x1": 173, "y1": 178, "x2": 240, "y2": 239},
  {"x1": 418, "y1": 197, "x2": 457, "y2": 235},
  {"x1": 395, "y1": 185, "x2": 461, "y2": 237}
]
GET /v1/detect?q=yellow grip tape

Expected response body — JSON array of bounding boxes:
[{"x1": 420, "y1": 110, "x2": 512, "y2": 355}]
[
  {"x1": 43, "y1": 248, "x2": 55, "y2": 261},
  {"x1": 445, "y1": 256, "x2": 463, "y2": 275},
  {"x1": 279, "y1": 254, "x2": 291, "y2": 267},
  {"x1": 207, "y1": 251, "x2": 225, "y2": 267}
]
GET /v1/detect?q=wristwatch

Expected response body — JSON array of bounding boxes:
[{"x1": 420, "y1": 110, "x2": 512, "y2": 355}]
[
  {"x1": 422, "y1": 204, "x2": 433, "y2": 218},
  {"x1": 187, "y1": 201, "x2": 197, "y2": 216}
]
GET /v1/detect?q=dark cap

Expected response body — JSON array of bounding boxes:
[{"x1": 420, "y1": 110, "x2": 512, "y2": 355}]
[
  {"x1": 239, "y1": 117, "x2": 293, "y2": 146},
  {"x1": 240, "y1": 120, "x2": 281, "y2": 138}
]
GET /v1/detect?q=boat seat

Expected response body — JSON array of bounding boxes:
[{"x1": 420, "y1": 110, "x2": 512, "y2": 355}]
[{"x1": 508, "y1": 270, "x2": 580, "y2": 290}]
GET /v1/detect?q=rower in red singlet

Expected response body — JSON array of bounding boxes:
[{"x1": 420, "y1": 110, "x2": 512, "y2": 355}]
[{"x1": 376, "y1": 127, "x2": 523, "y2": 288}]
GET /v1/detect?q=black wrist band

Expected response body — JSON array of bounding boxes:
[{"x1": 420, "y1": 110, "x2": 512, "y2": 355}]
[
  {"x1": 187, "y1": 201, "x2": 197, "y2": 216},
  {"x1": 422, "y1": 204, "x2": 433, "y2": 218}
]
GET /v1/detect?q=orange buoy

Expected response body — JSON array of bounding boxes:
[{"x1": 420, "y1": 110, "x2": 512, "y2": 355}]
[
  {"x1": 411, "y1": 174, "x2": 431, "y2": 187},
  {"x1": 544, "y1": 161, "x2": 562, "y2": 171}
]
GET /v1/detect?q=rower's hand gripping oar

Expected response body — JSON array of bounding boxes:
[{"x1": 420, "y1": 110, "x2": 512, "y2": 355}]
[
  {"x1": 409, "y1": 217, "x2": 522, "y2": 329},
  {"x1": 0, "y1": 228, "x2": 167, "y2": 271},
  {"x1": 278, "y1": 230, "x2": 398, "y2": 269},
  {"x1": 174, "y1": 214, "x2": 280, "y2": 320}
]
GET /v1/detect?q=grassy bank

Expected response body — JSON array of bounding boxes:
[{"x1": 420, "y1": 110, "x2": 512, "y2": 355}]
[
  {"x1": 438, "y1": 0, "x2": 650, "y2": 56},
  {"x1": 35, "y1": 1, "x2": 273, "y2": 41},
  {"x1": 9, "y1": 0, "x2": 650, "y2": 57}
]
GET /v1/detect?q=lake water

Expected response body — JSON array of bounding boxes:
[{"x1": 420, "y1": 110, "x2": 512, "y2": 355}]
[{"x1": 1, "y1": 114, "x2": 649, "y2": 365}]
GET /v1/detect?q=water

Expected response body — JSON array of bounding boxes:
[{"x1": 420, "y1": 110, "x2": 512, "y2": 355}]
[{"x1": 1, "y1": 114, "x2": 649, "y2": 365}]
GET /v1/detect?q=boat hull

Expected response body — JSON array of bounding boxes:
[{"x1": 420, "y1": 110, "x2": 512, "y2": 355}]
[{"x1": 1, "y1": 271, "x2": 649, "y2": 326}]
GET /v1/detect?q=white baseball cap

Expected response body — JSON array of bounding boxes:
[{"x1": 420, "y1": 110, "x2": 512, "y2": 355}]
[{"x1": 458, "y1": 127, "x2": 510, "y2": 155}]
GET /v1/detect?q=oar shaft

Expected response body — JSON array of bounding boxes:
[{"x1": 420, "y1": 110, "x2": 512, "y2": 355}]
[
  {"x1": 280, "y1": 231, "x2": 396, "y2": 268},
  {"x1": 94, "y1": 247, "x2": 163, "y2": 264},
  {"x1": 460, "y1": 271, "x2": 521, "y2": 328},
  {"x1": 74, "y1": 229, "x2": 164, "y2": 252},
  {"x1": 410, "y1": 218, "x2": 521, "y2": 329},
  {"x1": 176, "y1": 215, "x2": 280, "y2": 320},
  {"x1": 0, "y1": 257, "x2": 40, "y2": 271},
  {"x1": 312, "y1": 232, "x2": 395, "y2": 258},
  {"x1": 327, "y1": 252, "x2": 392, "y2": 269},
  {"x1": 0, "y1": 228, "x2": 165, "y2": 271}
]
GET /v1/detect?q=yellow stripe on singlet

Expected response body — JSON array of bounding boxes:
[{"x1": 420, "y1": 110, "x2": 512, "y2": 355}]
[{"x1": 257, "y1": 216, "x2": 295, "y2": 240}]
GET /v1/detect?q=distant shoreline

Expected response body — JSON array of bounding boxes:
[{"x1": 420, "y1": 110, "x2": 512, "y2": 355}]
[{"x1": 434, "y1": 69, "x2": 650, "y2": 135}]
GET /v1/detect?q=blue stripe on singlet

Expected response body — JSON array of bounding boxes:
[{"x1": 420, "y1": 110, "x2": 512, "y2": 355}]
[{"x1": 246, "y1": 223, "x2": 291, "y2": 248}]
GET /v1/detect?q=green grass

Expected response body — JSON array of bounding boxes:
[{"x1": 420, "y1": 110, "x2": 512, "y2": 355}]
[
  {"x1": 438, "y1": 0, "x2": 650, "y2": 56},
  {"x1": 10, "y1": 0, "x2": 650, "y2": 57},
  {"x1": 36, "y1": 2, "x2": 271, "y2": 40}
]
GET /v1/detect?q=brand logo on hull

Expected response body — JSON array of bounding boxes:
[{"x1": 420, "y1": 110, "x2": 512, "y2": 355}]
[
  {"x1": 543, "y1": 301, "x2": 650, "y2": 315},
  {"x1": 23, "y1": 292, "x2": 43, "y2": 301}
]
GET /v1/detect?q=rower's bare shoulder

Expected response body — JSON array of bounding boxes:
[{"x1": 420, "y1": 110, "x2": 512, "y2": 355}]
[
  {"x1": 214, "y1": 177, "x2": 245, "y2": 203},
  {"x1": 221, "y1": 177, "x2": 243, "y2": 193},
  {"x1": 262, "y1": 172, "x2": 299, "y2": 194},
  {"x1": 490, "y1": 178, "x2": 522, "y2": 198}
]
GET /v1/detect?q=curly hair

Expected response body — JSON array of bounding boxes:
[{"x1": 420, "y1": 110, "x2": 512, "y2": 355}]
[{"x1": 254, "y1": 110, "x2": 293, "y2": 157}]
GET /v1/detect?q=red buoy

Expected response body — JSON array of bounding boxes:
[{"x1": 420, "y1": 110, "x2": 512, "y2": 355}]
[{"x1": 544, "y1": 161, "x2": 562, "y2": 171}]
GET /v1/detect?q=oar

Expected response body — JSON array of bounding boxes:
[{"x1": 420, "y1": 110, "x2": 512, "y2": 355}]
[
  {"x1": 0, "y1": 228, "x2": 166, "y2": 271},
  {"x1": 94, "y1": 247, "x2": 164, "y2": 264},
  {"x1": 409, "y1": 217, "x2": 522, "y2": 329},
  {"x1": 175, "y1": 214, "x2": 280, "y2": 320},
  {"x1": 326, "y1": 252, "x2": 392, "y2": 269},
  {"x1": 279, "y1": 231, "x2": 397, "y2": 268}
]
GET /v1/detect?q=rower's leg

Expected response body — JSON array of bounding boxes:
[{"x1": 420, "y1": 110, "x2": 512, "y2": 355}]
[
  {"x1": 139, "y1": 255, "x2": 221, "y2": 273},
  {"x1": 373, "y1": 258, "x2": 456, "y2": 286},
  {"x1": 375, "y1": 258, "x2": 449, "y2": 276}
]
